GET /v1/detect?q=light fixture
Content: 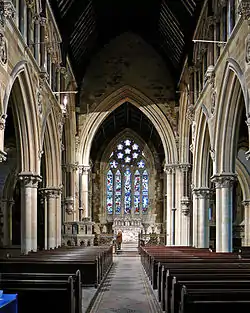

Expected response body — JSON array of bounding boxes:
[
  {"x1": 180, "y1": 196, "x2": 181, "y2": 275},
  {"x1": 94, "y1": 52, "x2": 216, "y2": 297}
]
[
  {"x1": 193, "y1": 39, "x2": 227, "y2": 45},
  {"x1": 53, "y1": 91, "x2": 78, "y2": 95},
  {"x1": 28, "y1": 41, "x2": 62, "y2": 46}
]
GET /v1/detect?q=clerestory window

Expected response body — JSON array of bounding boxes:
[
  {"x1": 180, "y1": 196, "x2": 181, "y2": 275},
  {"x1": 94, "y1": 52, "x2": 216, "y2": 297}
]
[{"x1": 106, "y1": 138, "x2": 149, "y2": 215}]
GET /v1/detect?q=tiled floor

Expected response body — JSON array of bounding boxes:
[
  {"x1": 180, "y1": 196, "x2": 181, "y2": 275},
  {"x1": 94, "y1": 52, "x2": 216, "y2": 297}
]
[{"x1": 86, "y1": 244, "x2": 162, "y2": 313}]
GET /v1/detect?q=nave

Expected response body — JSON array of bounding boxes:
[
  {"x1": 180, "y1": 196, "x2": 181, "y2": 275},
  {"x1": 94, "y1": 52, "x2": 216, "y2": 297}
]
[{"x1": 87, "y1": 243, "x2": 161, "y2": 313}]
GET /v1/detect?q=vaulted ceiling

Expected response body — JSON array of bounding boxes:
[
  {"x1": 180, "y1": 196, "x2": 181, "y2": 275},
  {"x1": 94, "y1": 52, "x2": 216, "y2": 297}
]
[{"x1": 49, "y1": 0, "x2": 204, "y2": 86}]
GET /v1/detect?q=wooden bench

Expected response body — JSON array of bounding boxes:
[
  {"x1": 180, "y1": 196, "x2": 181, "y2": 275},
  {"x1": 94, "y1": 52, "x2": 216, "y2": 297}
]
[
  {"x1": 161, "y1": 268, "x2": 250, "y2": 312},
  {"x1": 179, "y1": 285, "x2": 250, "y2": 313},
  {"x1": 0, "y1": 245, "x2": 113, "y2": 287},
  {"x1": 1, "y1": 275, "x2": 76, "y2": 313}
]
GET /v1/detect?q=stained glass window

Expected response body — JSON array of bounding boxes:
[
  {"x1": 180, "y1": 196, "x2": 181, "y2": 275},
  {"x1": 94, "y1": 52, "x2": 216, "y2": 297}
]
[
  {"x1": 115, "y1": 170, "x2": 121, "y2": 214},
  {"x1": 106, "y1": 170, "x2": 113, "y2": 214},
  {"x1": 106, "y1": 138, "x2": 149, "y2": 215}
]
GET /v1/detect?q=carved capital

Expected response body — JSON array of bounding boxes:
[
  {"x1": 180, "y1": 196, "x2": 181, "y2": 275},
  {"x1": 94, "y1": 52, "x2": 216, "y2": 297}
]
[
  {"x1": 42, "y1": 187, "x2": 61, "y2": 199},
  {"x1": 0, "y1": 31, "x2": 7, "y2": 65},
  {"x1": 242, "y1": 200, "x2": 250, "y2": 209},
  {"x1": 19, "y1": 172, "x2": 42, "y2": 188},
  {"x1": 179, "y1": 163, "x2": 191, "y2": 172},
  {"x1": 79, "y1": 165, "x2": 91, "y2": 175},
  {"x1": 62, "y1": 163, "x2": 78, "y2": 172},
  {"x1": 193, "y1": 187, "x2": 211, "y2": 199},
  {"x1": 164, "y1": 164, "x2": 177, "y2": 174},
  {"x1": 238, "y1": 0, "x2": 250, "y2": 20},
  {"x1": 211, "y1": 173, "x2": 237, "y2": 188},
  {"x1": 0, "y1": 1, "x2": 15, "y2": 29}
]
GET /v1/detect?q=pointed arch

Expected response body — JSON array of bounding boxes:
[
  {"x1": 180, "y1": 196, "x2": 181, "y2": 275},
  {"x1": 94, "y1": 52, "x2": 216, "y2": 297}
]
[
  {"x1": 236, "y1": 159, "x2": 250, "y2": 200},
  {"x1": 78, "y1": 85, "x2": 178, "y2": 166},
  {"x1": 3, "y1": 61, "x2": 40, "y2": 173},
  {"x1": 214, "y1": 60, "x2": 246, "y2": 173},
  {"x1": 42, "y1": 110, "x2": 61, "y2": 186},
  {"x1": 194, "y1": 110, "x2": 211, "y2": 187}
]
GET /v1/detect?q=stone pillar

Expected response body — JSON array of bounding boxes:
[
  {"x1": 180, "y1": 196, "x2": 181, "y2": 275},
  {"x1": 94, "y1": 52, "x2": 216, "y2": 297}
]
[
  {"x1": 192, "y1": 190, "x2": 198, "y2": 247},
  {"x1": 193, "y1": 188, "x2": 210, "y2": 248},
  {"x1": 243, "y1": 200, "x2": 250, "y2": 245},
  {"x1": 78, "y1": 165, "x2": 83, "y2": 221},
  {"x1": 212, "y1": 174, "x2": 236, "y2": 252},
  {"x1": 0, "y1": 115, "x2": 7, "y2": 161},
  {"x1": 245, "y1": 117, "x2": 250, "y2": 160},
  {"x1": 44, "y1": 188, "x2": 60, "y2": 249},
  {"x1": 181, "y1": 198, "x2": 191, "y2": 246},
  {"x1": 56, "y1": 190, "x2": 62, "y2": 247},
  {"x1": 80, "y1": 165, "x2": 91, "y2": 218},
  {"x1": 63, "y1": 163, "x2": 77, "y2": 219},
  {"x1": 1, "y1": 199, "x2": 14, "y2": 246},
  {"x1": 19, "y1": 173, "x2": 41, "y2": 254},
  {"x1": 164, "y1": 165, "x2": 176, "y2": 245}
]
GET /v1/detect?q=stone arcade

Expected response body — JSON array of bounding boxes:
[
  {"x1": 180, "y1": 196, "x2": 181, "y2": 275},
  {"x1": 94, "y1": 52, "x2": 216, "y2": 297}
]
[{"x1": 0, "y1": 0, "x2": 249, "y2": 254}]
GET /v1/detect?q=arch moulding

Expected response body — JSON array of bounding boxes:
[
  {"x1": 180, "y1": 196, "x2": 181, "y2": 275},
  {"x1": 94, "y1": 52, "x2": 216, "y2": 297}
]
[{"x1": 78, "y1": 85, "x2": 178, "y2": 166}]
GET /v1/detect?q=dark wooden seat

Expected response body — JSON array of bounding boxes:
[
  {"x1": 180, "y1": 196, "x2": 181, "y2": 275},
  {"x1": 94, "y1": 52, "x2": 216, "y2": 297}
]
[{"x1": 179, "y1": 286, "x2": 250, "y2": 313}]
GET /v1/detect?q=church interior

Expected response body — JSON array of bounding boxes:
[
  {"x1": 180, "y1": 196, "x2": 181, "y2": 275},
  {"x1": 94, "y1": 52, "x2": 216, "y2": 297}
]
[{"x1": 0, "y1": 0, "x2": 250, "y2": 312}]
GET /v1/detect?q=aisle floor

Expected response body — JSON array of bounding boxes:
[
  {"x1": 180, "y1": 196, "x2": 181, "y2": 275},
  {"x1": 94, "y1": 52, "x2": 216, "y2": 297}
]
[{"x1": 87, "y1": 245, "x2": 162, "y2": 313}]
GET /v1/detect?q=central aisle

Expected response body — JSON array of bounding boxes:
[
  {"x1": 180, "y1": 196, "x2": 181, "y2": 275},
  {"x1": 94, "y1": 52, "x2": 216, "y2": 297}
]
[{"x1": 88, "y1": 245, "x2": 161, "y2": 312}]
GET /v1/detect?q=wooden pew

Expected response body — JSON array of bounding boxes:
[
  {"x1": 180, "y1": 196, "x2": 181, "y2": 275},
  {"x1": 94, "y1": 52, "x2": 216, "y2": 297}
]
[
  {"x1": 162, "y1": 268, "x2": 250, "y2": 312},
  {"x1": 178, "y1": 285, "x2": 250, "y2": 313},
  {"x1": 0, "y1": 245, "x2": 113, "y2": 287},
  {"x1": 1, "y1": 275, "x2": 75, "y2": 313},
  {"x1": 1, "y1": 270, "x2": 82, "y2": 313}
]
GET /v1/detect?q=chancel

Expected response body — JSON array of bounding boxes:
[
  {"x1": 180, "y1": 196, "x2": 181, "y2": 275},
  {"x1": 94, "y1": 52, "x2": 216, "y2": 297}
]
[{"x1": 0, "y1": 0, "x2": 250, "y2": 312}]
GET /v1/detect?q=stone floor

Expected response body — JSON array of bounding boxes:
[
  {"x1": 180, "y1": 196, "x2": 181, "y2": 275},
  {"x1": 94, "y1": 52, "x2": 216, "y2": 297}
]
[{"x1": 85, "y1": 243, "x2": 162, "y2": 313}]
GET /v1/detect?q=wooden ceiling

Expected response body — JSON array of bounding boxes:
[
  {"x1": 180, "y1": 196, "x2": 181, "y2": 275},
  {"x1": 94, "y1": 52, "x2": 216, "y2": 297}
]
[{"x1": 49, "y1": 0, "x2": 204, "y2": 85}]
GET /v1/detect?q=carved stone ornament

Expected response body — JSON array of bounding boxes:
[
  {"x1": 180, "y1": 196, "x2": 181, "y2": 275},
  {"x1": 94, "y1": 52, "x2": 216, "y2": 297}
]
[
  {"x1": 186, "y1": 104, "x2": 195, "y2": 124},
  {"x1": 245, "y1": 34, "x2": 250, "y2": 64},
  {"x1": 209, "y1": 148, "x2": 215, "y2": 161},
  {"x1": 181, "y1": 197, "x2": 191, "y2": 216},
  {"x1": 18, "y1": 173, "x2": 42, "y2": 188},
  {"x1": 0, "y1": 0, "x2": 15, "y2": 29},
  {"x1": 64, "y1": 197, "x2": 75, "y2": 215},
  {"x1": 219, "y1": 0, "x2": 227, "y2": 8},
  {"x1": 0, "y1": 32, "x2": 7, "y2": 65},
  {"x1": 238, "y1": 0, "x2": 250, "y2": 20},
  {"x1": 211, "y1": 173, "x2": 237, "y2": 189},
  {"x1": 0, "y1": 113, "x2": 6, "y2": 130},
  {"x1": 25, "y1": 0, "x2": 35, "y2": 10}
]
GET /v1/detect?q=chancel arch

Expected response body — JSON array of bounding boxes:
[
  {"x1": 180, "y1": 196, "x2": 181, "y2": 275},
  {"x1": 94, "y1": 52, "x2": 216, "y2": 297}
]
[
  {"x1": 78, "y1": 85, "x2": 178, "y2": 167},
  {"x1": 89, "y1": 101, "x2": 166, "y2": 243}
]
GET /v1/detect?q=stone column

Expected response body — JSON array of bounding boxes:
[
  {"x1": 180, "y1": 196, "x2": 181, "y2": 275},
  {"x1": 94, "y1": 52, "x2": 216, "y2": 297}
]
[
  {"x1": 63, "y1": 163, "x2": 77, "y2": 220},
  {"x1": 243, "y1": 200, "x2": 250, "y2": 245},
  {"x1": 44, "y1": 188, "x2": 60, "y2": 249},
  {"x1": 192, "y1": 189, "x2": 199, "y2": 247},
  {"x1": 78, "y1": 165, "x2": 84, "y2": 221},
  {"x1": 181, "y1": 198, "x2": 191, "y2": 246},
  {"x1": 245, "y1": 117, "x2": 250, "y2": 160},
  {"x1": 212, "y1": 174, "x2": 236, "y2": 252},
  {"x1": 81, "y1": 165, "x2": 91, "y2": 218},
  {"x1": 0, "y1": 115, "x2": 7, "y2": 161},
  {"x1": 194, "y1": 188, "x2": 210, "y2": 248},
  {"x1": 19, "y1": 173, "x2": 41, "y2": 254},
  {"x1": 164, "y1": 165, "x2": 175, "y2": 245},
  {"x1": 1, "y1": 199, "x2": 14, "y2": 246}
]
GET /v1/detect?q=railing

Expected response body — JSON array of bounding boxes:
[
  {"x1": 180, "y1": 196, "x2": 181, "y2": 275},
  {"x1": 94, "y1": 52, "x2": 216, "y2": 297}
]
[{"x1": 138, "y1": 233, "x2": 165, "y2": 247}]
